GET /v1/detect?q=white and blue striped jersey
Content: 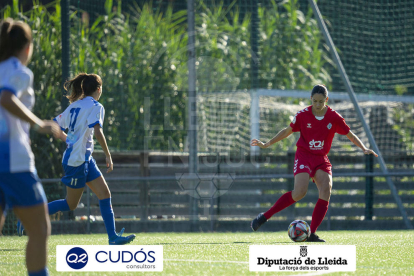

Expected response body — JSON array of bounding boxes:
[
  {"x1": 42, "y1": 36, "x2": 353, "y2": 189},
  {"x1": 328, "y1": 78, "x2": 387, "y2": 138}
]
[
  {"x1": 0, "y1": 57, "x2": 35, "y2": 173},
  {"x1": 54, "y1": 96, "x2": 105, "y2": 167}
]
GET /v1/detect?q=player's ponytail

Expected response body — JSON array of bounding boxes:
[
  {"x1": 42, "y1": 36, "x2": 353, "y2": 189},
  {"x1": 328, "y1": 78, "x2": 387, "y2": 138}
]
[
  {"x1": 0, "y1": 19, "x2": 13, "y2": 62},
  {"x1": 311, "y1": 84, "x2": 328, "y2": 98},
  {"x1": 0, "y1": 18, "x2": 32, "y2": 62},
  {"x1": 64, "y1": 73, "x2": 102, "y2": 103},
  {"x1": 65, "y1": 73, "x2": 88, "y2": 103}
]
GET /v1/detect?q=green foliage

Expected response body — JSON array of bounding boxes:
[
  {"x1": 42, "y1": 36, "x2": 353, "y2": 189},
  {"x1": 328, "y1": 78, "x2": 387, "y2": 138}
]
[
  {"x1": 71, "y1": 1, "x2": 188, "y2": 151},
  {"x1": 395, "y1": 84, "x2": 407, "y2": 96},
  {"x1": 259, "y1": 0, "x2": 332, "y2": 90},
  {"x1": 195, "y1": 0, "x2": 252, "y2": 91},
  {"x1": 2, "y1": 0, "x2": 333, "y2": 175}
]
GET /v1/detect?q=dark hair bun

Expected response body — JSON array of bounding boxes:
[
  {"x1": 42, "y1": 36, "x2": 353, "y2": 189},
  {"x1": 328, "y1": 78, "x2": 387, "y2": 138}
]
[{"x1": 311, "y1": 84, "x2": 328, "y2": 97}]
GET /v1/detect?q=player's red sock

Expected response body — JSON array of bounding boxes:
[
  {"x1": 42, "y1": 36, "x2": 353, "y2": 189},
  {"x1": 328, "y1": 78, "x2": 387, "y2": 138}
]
[
  {"x1": 310, "y1": 198, "x2": 329, "y2": 233},
  {"x1": 264, "y1": 191, "x2": 296, "y2": 219}
]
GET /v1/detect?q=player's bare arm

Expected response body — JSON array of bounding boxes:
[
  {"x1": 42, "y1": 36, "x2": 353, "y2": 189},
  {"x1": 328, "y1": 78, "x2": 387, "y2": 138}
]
[
  {"x1": 94, "y1": 124, "x2": 113, "y2": 173},
  {"x1": 346, "y1": 130, "x2": 378, "y2": 157},
  {"x1": 0, "y1": 90, "x2": 60, "y2": 138},
  {"x1": 58, "y1": 131, "x2": 67, "y2": 142},
  {"x1": 251, "y1": 126, "x2": 293, "y2": 149}
]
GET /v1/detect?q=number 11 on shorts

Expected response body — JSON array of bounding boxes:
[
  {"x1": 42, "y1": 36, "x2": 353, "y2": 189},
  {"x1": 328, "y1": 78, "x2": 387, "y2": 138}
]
[{"x1": 71, "y1": 178, "x2": 78, "y2": 186}]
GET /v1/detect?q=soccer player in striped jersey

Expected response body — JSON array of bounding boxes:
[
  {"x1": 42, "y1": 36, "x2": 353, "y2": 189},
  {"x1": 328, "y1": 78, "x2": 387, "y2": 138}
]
[
  {"x1": 17, "y1": 73, "x2": 135, "y2": 245},
  {"x1": 250, "y1": 84, "x2": 378, "y2": 242},
  {"x1": 0, "y1": 18, "x2": 60, "y2": 276}
]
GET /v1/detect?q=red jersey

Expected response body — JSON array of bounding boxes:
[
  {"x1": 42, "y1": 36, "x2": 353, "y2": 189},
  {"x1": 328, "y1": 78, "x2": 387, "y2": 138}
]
[{"x1": 289, "y1": 106, "x2": 350, "y2": 156}]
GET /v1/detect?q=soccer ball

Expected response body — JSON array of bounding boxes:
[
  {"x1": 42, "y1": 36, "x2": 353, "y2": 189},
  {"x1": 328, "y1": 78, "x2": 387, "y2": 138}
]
[{"x1": 288, "y1": 220, "x2": 310, "y2": 242}]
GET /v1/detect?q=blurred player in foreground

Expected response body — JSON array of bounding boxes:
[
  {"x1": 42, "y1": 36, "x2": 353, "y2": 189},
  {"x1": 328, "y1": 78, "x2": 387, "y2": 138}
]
[
  {"x1": 250, "y1": 84, "x2": 378, "y2": 242},
  {"x1": 0, "y1": 18, "x2": 60, "y2": 276}
]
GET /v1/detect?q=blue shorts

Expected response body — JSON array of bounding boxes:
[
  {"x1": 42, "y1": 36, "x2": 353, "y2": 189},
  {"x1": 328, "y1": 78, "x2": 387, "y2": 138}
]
[
  {"x1": 62, "y1": 158, "x2": 102, "y2": 189},
  {"x1": 0, "y1": 172, "x2": 47, "y2": 211}
]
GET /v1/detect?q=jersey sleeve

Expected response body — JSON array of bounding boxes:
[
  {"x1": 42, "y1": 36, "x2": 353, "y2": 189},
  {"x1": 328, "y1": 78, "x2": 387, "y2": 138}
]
[
  {"x1": 0, "y1": 69, "x2": 32, "y2": 98},
  {"x1": 87, "y1": 105, "x2": 105, "y2": 128},
  {"x1": 53, "y1": 107, "x2": 70, "y2": 131},
  {"x1": 289, "y1": 112, "x2": 301, "y2": 132},
  {"x1": 334, "y1": 112, "x2": 350, "y2": 135}
]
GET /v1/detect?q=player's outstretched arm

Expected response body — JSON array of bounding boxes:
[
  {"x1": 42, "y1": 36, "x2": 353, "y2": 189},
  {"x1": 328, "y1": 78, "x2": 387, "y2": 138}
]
[
  {"x1": 346, "y1": 130, "x2": 378, "y2": 157},
  {"x1": 250, "y1": 126, "x2": 293, "y2": 149},
  {"x1": 93, "y1": 124, "x2": 113, "y2": 173}
]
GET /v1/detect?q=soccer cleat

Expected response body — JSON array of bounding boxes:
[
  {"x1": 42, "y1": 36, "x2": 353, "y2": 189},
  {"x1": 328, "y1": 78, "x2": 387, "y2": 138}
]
[
  {"x1": 307, "y1": 233, "x2": 325, "y2": 242},
  {"x1": 251, "y1": 213, "x2": 268, "y2": 231},
  {"x1": 17, "y1": 220, "x2": 24, "y2": 237},
  {"x1": 108, "y1": 228, "x2": 136, "y2": 245}
]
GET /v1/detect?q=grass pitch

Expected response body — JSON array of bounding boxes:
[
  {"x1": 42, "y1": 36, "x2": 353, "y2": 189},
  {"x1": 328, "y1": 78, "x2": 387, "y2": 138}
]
[{"x1": 0, "y1": 230, "x2": 413, "y2": 275}]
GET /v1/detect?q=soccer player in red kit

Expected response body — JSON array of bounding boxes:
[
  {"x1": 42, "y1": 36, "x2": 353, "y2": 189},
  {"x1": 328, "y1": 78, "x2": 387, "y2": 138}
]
[{"x1": 250, "y1": 84, "x2": 378, "y2": 242}]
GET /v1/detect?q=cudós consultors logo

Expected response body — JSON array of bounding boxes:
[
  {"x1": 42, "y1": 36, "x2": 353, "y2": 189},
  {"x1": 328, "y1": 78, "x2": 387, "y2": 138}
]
[{"x1": 66, "y1": 247, "x2": 88, "y2": 269}]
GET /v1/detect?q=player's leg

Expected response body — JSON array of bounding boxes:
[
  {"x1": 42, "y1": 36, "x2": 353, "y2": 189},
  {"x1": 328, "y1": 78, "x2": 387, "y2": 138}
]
[
  {"x1": 49, "y1": 162, "x2": 88, "y2": 215},
  {"x1": 307, "y1": 169, "x2": 332, "y2": 242},
  {"x1": 8, "y1": 172, "x2": 51, "y2": 275},
  {"x1": 14, "y1": 204, "x2": 50, "y2": 276},
  {"x1": 86, "y1": 158, "x2": 135, "y2": 245},
  {"x1": 0, "y1": 207, "x2": 5, "y2": 235},
  {"x1": 17, "y1": 186, "x2": 84, "y2": 236},
  {"x1": 0, "y1": 189, "x2": 5, "y2": 234},
  {"x1": 86, "y1": 175, "x2": 114, "y2": 235},
  {"x1": 86, "y1": 176, "x2": 135, "y2": 245},
  {"x1": 49, "y1": 186, "x2": 85, "y2": 214},
  {"x1": 251, "y1": 173, "x2": 310, "y2": 231},
  {"x1": 291, "y1": 172, "x2": 311, "y2": 201},
  {"x1": 65, "y1": 186, "x2": 85, "y2": 210},
  {"x1": 266, "y1": 172, "x2": 309, "y2": 217}
]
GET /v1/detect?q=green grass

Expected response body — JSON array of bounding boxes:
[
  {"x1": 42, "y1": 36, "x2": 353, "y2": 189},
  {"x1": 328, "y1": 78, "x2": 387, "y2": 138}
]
[{"x1": 0, "y1": 231, "x2": 413, "y2": 275}]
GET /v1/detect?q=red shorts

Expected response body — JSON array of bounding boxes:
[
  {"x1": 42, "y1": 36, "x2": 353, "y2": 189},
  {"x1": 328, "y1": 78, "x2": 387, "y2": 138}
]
[{"x1": 293, "y1": 148, "x2": 332, "y2": 179}]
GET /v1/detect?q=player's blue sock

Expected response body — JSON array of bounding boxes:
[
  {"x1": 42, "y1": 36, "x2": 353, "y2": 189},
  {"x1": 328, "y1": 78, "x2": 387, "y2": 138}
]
[
  {"x1": 28, "y1": 267, "x2": 48, "y2": 276},
  {"x1": 99, "y1": 198, "x2": 117, "y2": 238},
  {"x1": 48, "y1": 199, "x2": 70, "y2": 215}
]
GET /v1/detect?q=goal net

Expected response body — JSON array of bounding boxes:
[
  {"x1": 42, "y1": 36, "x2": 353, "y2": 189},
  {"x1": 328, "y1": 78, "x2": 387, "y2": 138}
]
[{"x1": 197, "y1": 90, "x2": 414, "y2": 159}]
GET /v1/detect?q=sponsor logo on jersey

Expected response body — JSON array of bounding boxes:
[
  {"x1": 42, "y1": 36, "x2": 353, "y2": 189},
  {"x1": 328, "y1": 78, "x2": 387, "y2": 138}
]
[
  {"x1": 307, "y1": 123, "x2": 312, "y2": 128},
  {"x1": 309, "y1": 139, "x2": 324, "y2": 149}
]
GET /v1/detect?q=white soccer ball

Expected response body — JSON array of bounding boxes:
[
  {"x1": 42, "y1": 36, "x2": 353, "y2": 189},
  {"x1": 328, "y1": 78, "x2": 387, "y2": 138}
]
[{"x1": 288, "y1": 220, "x2": 310, "y2": 242}]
